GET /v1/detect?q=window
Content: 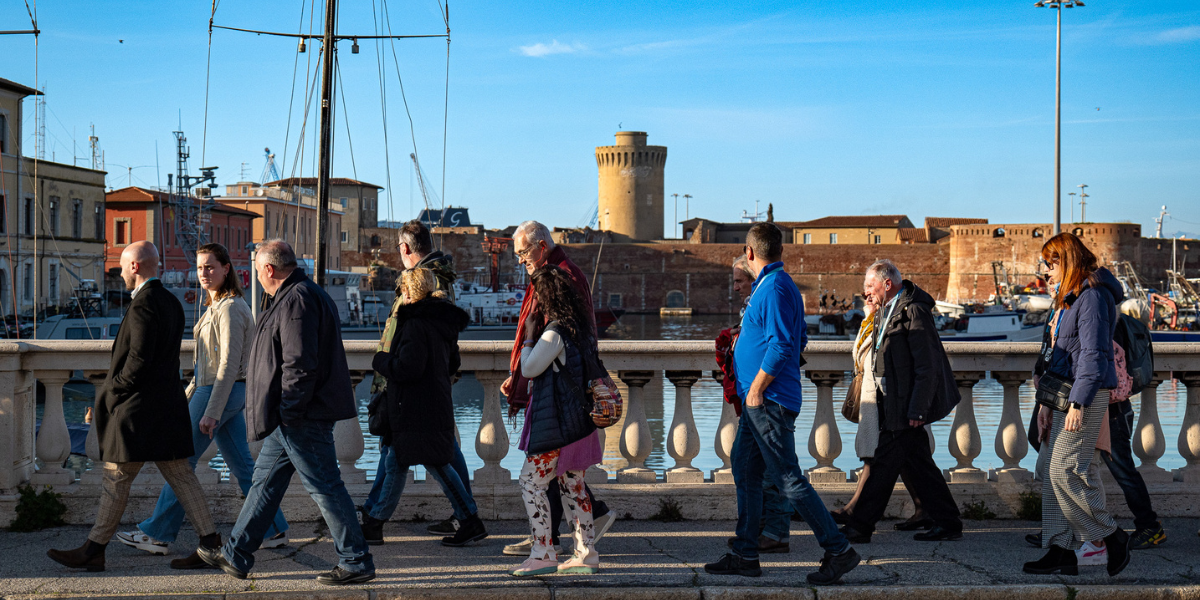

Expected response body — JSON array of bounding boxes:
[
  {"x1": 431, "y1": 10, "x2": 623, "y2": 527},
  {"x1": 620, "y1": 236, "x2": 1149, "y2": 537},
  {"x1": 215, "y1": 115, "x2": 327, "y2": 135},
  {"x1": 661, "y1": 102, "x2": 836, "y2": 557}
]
[
  {"x1": 241, "y1": 186, "x2": 248, "y2": 195},
  {"x1": 608, "y1": 293, "x2": 622, "y2": 308},
  {"x1": 24, "y1": 197, "x2": 33, "y2": 235},
  {"x1": 340, "y1": 197, "x2": 348, "y2": 208},
  {"x1": 48, "y1": 197, "x2": 59, "y2": 236},
  {"x1": 65, "y1": 327, "x2": 102, "y2": 340},
  {"x1": 993, "y1": 228, "x2": 1006, "y2": 238},
  {"x1": 370, "y1": 234, "x2": 381, "y2": 247},
  {"x1": 829, "y1": 233, "x2": 838, "y2": 244},
  {"x1": 22, "y1": 263, "x2": 32, "y2": 301},
  {"x1": 48, "y1": 263, "x2": 58, "y2": 304},
  {"x1": 94, "y1": 205, "x2": 104, "y2": 239},
  {"x1": 0, "y1": 194, "x2": 5, "y2": 233},
  {"x1": 340, "y1": 230, "x2": 348, "y2": 243},
  {"x1": 803, "y1": 233, "x2": 811, "y2": 244},
  {"x1": 873, "y1": 235, "x2": 881, "y2": 244},
  {"x1": 664, "y1": 290, "x2": 687, "y2": 308},
  {"x1": 114, "y1": 219, "x2": 129, "y2": 245},
  {"x1": 0, "y1": 114, "x2": 6, "y2": 154},
  {"x1": 72, "y1": 199, "x2": 82, "y2": 238}
]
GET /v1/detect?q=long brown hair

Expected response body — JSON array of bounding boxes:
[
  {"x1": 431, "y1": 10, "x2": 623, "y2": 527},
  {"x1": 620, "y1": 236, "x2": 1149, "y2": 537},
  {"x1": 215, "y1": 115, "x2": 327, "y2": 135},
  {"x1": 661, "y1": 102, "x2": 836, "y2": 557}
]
[
  {"x1": 1041, "y1": 232, "x2": 1098, "y2": 310},
  {"x1": 531, "y1": 265, "x2": 592, "y2": 344},
  {"x1": 197, "y1": 243, "x2": 244, "y2": 305}
]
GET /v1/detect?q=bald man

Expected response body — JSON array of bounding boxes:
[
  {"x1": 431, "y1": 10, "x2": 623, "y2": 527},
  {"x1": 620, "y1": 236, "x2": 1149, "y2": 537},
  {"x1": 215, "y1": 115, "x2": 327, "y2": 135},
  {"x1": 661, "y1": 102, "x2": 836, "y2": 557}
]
[{"x1": 49, "y1": 241, "x2": 221, "y2": 572}]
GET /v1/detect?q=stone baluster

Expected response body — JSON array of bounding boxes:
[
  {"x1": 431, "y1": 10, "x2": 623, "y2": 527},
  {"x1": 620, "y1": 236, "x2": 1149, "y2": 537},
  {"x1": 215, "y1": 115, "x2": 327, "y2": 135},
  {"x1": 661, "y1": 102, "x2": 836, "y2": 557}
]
[
  {"x1": 665, "y1": 371, "x2": 703, "y2": 483},
  {"x1": 32, "y1": 370, "x2": 76, "y2": 486},
  {"x1": 194, "y1": 438, "x2": 221, "y2": 485},
  {"x1": 711, "y1": 370, "x2": 738, "y2": 483},
  {"x1": 947, "y1": 371, "x2": 986, "y2": 483},
  {"x1": 1132, "y1": 373, "x2": 1170, "y2": 482},
  {"x1": 990, "y1": 372, "x2": 1031, "y2": 482},
  {"x1": 79, "y1": 372, "x2": 106, "y2": 486},
  {"x1": 473, "y1": 370, "x2": 511, "y2": 484},
  {"x1": 617, "y1": 370, "x2": 657, "y2": 483},
  {"x1": 585, "y1": 424, "x2": 609, "y2": 484},
  {"x1": 333, "y1": 371, "x2": 368, "y2": 484},
  {"x1": 806, "y1": 371, "x2": 846, "y2": 483},
  {"x1": 1175, "y1": 373, "x2": 1200, "y2": 484}
]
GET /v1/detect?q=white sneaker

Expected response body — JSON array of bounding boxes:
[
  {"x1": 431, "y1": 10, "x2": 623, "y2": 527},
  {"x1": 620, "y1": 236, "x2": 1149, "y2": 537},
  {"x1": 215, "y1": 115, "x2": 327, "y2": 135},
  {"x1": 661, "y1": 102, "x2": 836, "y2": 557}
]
[
  {"x1": 501, "y1": 536, "x2": 563, "y2": 557},
  {"x1": 1076, "y1": 540, "x2": 1107, "y2": 566},
  {"x1": 261, "y1": 532, "x2": 288, "y2": 549},
  {"x1": 593, "y1": 512, "x2": 616, "y2": 545},
  {"x1": 116, "y1": 530, "x2": 168, "y2": 555}
]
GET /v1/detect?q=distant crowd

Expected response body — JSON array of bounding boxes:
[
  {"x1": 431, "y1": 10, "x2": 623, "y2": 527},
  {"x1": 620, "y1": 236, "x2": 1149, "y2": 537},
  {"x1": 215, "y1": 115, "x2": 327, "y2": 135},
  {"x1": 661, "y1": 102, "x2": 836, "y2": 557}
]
[{"x1": 45, "y1": 219, "x2": 1167, "y2": 584}]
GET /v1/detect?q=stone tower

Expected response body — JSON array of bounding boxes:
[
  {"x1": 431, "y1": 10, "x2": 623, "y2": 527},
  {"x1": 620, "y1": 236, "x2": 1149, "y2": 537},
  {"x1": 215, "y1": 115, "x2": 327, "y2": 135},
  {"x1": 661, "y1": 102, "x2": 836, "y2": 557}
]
[{"x1": 596, "y1": 131, "x2": 667, "y2": 242}]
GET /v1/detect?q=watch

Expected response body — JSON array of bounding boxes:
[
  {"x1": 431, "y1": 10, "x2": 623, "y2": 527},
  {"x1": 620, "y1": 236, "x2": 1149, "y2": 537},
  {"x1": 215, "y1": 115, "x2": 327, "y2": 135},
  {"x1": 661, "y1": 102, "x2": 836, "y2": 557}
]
[{"x1": 1070, "y1": 402, "x2": 1084, "y2": 411}]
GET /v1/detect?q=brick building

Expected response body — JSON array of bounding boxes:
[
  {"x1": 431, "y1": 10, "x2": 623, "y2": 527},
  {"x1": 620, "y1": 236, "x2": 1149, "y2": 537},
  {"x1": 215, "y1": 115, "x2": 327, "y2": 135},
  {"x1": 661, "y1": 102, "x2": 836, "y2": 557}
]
[{"x1": 216, "y1": 181, "x2": 344, "y2": 270}]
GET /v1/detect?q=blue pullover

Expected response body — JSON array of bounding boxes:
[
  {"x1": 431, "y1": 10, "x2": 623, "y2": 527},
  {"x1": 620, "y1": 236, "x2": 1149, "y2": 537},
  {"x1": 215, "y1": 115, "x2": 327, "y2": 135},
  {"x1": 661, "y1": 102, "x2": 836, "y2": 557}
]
[{"x1": 733, "y1": 262, "x2": 808, "y2": 412}]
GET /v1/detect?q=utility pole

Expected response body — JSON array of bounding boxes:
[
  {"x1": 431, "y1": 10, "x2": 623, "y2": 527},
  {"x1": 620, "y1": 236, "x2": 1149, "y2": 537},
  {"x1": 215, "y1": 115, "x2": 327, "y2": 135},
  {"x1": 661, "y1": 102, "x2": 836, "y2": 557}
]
[
  {"x1": 1035, "y1": 0, "x2": 1085, "y2": 235},
  {"x1": 683, "y1": 194, "x2": 692, "y2": 222},
  {"x1": 313, "y1": 0, "x2": 338, "y2": 287},
  {"x1": 671, "y1": 193, "x2": 679, "y2": 238},
  {"x1": 1077, "y1": 183, "x2": 1088, "y2": 222},
  {"x1": 1069, "y1": 192, "x2": 1076, "y2": 223}
]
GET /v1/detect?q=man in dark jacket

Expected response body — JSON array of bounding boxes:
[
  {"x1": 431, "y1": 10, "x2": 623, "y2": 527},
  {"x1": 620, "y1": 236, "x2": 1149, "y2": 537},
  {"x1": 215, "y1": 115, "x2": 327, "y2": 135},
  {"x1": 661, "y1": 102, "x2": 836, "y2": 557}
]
[
  {"x1": 362, "y1": 219, "x2": 478, "y2": 541},
  {"x1": 48, "y1": 241, "x2": 220, "y2": 572},
  {"x1": 843, "y1": 259, "x2": 964, "y2": 543},
  {"x1": 199, "y1": 240, "x2": 374, "y2": 586}
]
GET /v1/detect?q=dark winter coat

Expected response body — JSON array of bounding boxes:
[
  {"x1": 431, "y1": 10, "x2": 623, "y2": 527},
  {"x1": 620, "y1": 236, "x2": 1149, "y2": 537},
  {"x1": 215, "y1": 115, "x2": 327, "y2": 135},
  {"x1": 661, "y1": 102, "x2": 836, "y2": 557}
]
[
  {"x1": 95, "y1": 279, "x2": 194, "y2": 463},
  {"x1": 1044, "y1": 267, "x2": 1124, "y2": 407},
  {"x1": 872, "y1": 280, "x2": 961, "y2": 431},
  {"x1": 245, "y1": 269, "x2": 356, "y2": 441},
  {"x1": 371, "y1": 296, "x2": 469, "y2": 466},
  {"x1": 525, "y1": 324, "x2": 596, "y2": 455}
]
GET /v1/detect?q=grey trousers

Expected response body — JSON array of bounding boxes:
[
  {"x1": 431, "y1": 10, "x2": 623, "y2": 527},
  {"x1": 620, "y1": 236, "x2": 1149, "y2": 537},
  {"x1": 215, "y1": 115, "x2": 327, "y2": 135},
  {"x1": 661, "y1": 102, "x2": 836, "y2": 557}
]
[
  {"x1": 1041, "y1": 390, "x2": 1118, "y2": 549},
  {"x1": 89, "y1": 459, "x2": 215, "y2": 545}
]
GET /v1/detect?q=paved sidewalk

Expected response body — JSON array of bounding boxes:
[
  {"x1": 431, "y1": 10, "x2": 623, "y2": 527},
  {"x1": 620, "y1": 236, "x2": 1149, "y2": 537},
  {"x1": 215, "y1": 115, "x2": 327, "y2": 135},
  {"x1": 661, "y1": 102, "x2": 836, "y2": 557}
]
[{"x1": 2, "y1": 518, "x2": 1198, "y2": 598}]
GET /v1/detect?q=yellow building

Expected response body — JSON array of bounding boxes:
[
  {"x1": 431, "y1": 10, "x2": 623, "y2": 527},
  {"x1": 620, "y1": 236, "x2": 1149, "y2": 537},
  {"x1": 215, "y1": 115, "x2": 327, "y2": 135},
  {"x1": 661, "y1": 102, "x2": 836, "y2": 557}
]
[
  {"x1": 791, "y1": 215, "x2": 914, "y2": 245},
  {"x1": 217, "y1": 181, "x2": 345, "y2": 269}
]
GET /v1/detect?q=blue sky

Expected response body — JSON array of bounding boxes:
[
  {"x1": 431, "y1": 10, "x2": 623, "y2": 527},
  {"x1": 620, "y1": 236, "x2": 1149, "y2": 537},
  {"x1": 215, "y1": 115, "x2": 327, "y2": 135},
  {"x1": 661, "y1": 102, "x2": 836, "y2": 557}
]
[{"x1": 2, "y1": 1, "x2": 1198, "y2": 239}]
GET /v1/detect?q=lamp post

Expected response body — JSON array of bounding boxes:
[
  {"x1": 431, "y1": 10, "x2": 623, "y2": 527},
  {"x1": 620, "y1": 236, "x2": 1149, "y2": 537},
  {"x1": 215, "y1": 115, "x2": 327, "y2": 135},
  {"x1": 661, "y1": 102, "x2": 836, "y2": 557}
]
[
  {"x1": 1068, "y1": 192, "x2": 1076, "y2": 223},
  {"x1": 1077, "y1": 183, "x2": 1088, "y2": 222},
  {"x1": 1035, "y1": 0, "x2": 1084, "y2": 235},
  {"x1": 683, "y1": 194, "x2": 692, "y2": 221},
  {"x1": 672, "y1": 193, "x2": 680, "y2": 239}
]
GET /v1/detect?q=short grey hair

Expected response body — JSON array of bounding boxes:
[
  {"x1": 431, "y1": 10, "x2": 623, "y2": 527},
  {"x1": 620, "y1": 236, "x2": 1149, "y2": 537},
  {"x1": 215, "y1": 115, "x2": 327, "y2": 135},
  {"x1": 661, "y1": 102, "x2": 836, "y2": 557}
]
[
  {"x1": 732, "y1": 255, "x2": 752, "y2": 276},
  {"x1": 514, "y1": 220, "x2": 556, "y2": 249},
  {"x1": 257, "y1": 239, "x2": 298, "y2": 271},
  {"x1": 866, "y1": 259, "x2": 902, "y2": 287}
]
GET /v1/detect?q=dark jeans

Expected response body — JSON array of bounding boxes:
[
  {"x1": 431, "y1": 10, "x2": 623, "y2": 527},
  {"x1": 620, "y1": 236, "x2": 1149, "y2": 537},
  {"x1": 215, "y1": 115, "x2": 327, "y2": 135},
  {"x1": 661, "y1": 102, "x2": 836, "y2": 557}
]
[
  {"x1": 732, "y1": 401, "x2": 849, "y2": 560},
  {"x1": 363, "y1": 442, "x2": 475, "y2": 521},
  {"x1": 849, "y1": 427, "x2": 961, "y2": 535},
  {"x1": 222, "y1": 421, "x2": 373, "y2": 574},
  {"x1": 1100, "y1": 400, "x2": 1159, "y2": 531},
  {"x1": 549, "y1": 480, "x2": 609, "y2": 544}
]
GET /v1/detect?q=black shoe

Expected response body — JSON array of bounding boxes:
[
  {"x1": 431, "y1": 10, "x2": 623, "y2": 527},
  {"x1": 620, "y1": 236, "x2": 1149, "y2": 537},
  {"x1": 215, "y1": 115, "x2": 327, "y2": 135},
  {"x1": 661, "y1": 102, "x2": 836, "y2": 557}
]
[
  {"x1": 1025, "y1": 532, "x2": 1042, "y2": 548},
  {"x1": 914, "y1": 525, "x2": 962, "y2": 542},
  {"x1": 442, "y1": 514, "x2": 488, "y2": 547},
  {"x1": 830, "y1": 510, "x2": 849, "y2": 525},
  {"x1": 839, "y1": 525, "x2": 871, "y2": 544},
  {"x1": 895, "y1": 517, "x2": 935, "y2": 531},
  {"x1": 1131, "y1": 525, "x2": 1167, "y2": 550},
  {"x1": 807, "y1": 547, "x2": 861, "y2": 585},
  {"x1": 725, "y1": 535, "x2": 789, "y2": 553},
  {"x1": 355, "y1": 504, "x2": 368, "y2": 523},
  {"x1": 426, "y1": 516, "x2": 459, "y2": 536},
  {"x1": 361, "y1": 516, "x2": 386, "y2": 546},
  {"x1": 47, "y1": 540, "x2": 106, "y2": 572},
  {"x1": 170, "y1": 550, "x2": 218, "y2": 570},
  {"x1": 1023, "y1": 545, "x2": 1078, "y2": 575},
  {"x1": 1105, "y1": 528, "x2": 1132, "y2": 576},
  {"x1": 316, "y1": 566, "x2": 376, "y2": 586},
  {"x1": 197, "y1": 544, "x2": 247, "y2": 580},
  {"x1": 704, "y1": 553, "x2": 762, "y2": 577}
]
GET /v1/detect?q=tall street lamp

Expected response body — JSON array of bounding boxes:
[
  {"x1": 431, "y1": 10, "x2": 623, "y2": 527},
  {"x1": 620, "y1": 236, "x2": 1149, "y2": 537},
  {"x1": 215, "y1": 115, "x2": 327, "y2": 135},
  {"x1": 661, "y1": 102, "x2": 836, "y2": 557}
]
[{"x1": 1035, "y1": 0, "x2": 1084, "y2": 235}]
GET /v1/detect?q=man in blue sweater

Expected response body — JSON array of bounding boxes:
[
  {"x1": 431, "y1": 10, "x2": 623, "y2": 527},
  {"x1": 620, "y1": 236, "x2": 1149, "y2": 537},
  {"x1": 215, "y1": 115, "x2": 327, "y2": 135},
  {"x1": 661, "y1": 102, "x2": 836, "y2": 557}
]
[{"x1": 704, "y1": 223, "x2": 860, "y2": 585}]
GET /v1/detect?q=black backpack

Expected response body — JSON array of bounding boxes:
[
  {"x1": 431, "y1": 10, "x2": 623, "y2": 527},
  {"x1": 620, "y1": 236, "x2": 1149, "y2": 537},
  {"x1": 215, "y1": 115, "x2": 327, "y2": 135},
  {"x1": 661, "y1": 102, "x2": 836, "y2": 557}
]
[{"x1": 1113, "y1": 314, "x2": 1154, "y2": 396}]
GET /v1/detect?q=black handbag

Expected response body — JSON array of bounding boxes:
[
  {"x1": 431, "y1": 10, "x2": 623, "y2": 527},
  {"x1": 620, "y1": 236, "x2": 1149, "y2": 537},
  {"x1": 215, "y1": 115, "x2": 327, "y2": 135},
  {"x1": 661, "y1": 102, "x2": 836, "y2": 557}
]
[
  {"x1": 366, "y1": 390, "x2": 387, "y2": 436},
  {"x1": 1035, "y1": 371, "x2": 1073, "y2": 413}
]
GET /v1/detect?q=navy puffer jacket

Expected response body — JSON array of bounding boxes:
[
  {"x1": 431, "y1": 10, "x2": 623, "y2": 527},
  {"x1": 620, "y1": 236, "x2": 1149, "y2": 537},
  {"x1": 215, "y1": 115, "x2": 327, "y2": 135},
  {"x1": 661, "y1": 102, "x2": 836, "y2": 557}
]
[{"x1": 1046, "y1": 267, "x2": 1125, "y2": 407}]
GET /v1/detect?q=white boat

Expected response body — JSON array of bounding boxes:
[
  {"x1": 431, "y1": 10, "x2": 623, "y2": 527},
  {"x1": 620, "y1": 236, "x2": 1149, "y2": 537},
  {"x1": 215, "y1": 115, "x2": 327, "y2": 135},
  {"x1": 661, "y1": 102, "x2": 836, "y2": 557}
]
[
  {"x1": 455, "y1": 280, "x2": 523, "y2": 330},
  {"x1": 939, "y1": 311, "x2": 1044, "y2": 342},
  {"x1": 36, "y1": 315, "x2": 124, "y2": 340}
]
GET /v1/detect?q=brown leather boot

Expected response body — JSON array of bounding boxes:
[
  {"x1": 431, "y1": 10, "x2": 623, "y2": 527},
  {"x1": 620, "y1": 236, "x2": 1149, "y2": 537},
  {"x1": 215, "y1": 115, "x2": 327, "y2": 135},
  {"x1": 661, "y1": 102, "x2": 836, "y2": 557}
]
[
  {"x1": 171, "y1": 550, "x2": 216, "y2": 570},
  {"x1": 47, "y1": 539, "x2": 106, "y2": 572}
]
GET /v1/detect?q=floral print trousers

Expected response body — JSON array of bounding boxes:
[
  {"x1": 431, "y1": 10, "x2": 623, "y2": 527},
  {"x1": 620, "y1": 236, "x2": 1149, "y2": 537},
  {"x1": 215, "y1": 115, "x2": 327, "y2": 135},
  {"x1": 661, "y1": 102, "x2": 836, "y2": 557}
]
[{"x1": 519, "y1": 449, "x2": 597, "y2": 563}]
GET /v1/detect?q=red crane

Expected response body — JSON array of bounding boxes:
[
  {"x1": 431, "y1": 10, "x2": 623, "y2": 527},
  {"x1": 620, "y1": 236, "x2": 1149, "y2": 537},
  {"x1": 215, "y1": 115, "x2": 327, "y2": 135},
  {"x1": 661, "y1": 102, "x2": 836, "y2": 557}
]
[{"x1": 480, "y1": 235, "x2": 512, "y2": 293}]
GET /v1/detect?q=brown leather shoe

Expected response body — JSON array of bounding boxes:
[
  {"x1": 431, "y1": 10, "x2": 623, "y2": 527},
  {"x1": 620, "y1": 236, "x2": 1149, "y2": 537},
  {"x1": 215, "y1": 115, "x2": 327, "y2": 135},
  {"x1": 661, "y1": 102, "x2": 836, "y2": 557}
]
[
  {"x1": 47, "y1": 540, "x2": 106, "y2": 572},
  {"x1": 171, "y1": 550, "x2": 217, "y2": 570}
]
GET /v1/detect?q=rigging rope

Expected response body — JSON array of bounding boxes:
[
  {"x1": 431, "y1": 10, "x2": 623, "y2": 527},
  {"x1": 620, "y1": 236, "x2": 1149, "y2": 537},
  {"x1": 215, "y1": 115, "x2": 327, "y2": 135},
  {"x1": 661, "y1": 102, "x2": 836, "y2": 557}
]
[
  {"x1": 370, "y1": 0, "x2": 395, "y2": 223},
  {"x1": 201, "y1": 0, "x2": 218, "y2": 165},
  {"x1": 439, "y1": 1, "x2": 450, "y2": 213}
]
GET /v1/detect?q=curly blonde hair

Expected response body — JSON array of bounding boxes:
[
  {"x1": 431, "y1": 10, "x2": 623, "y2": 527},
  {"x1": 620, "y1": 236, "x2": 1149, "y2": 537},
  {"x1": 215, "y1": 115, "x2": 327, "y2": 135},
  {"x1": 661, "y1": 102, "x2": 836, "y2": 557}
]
[{"x1": 399, "y1": 268, "x2": 445, "y2": 304}]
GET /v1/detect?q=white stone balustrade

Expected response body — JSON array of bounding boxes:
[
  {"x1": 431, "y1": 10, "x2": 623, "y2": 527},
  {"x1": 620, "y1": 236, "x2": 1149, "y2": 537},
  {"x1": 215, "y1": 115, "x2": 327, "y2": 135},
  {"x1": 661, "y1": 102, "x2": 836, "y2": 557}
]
[
  {"x1": 32, "y1": 370, "x2": 74, "y2": 486},
  {"x1": 990, "y1": 371, "x2": 1030, "y2": 483},
  {"x1": 710, "y1": 370, "x2": 738, "y2": 484},
  {"x1": 1176, "y1": 373, "x2": 1200, "y2": 483},
  {"x1": 617, "y1": 370, "x2": 656, "y2": 483},
  {"x1": 805, "y1": 371, "x2": 845, "y2": 483},
  {"x1": 472, "y1": 370, "x2": 511, "y2": 484},
  {"x1": 1133, "y1": 373, "x2": 1170, "y2": 482},
  {"x1": 948, "y1": 371, "x2": 986, "y2": 483},
  {"x1": 665, "y1": 370, "x2": 703, "y2": 483}
]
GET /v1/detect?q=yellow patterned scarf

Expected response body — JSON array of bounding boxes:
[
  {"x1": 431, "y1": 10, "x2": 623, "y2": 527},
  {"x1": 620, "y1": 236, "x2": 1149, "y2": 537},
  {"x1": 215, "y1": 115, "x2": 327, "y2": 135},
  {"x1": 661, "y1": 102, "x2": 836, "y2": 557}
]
[{"x1": 853, "y1": 311, "x2": 877, "y2": 372}]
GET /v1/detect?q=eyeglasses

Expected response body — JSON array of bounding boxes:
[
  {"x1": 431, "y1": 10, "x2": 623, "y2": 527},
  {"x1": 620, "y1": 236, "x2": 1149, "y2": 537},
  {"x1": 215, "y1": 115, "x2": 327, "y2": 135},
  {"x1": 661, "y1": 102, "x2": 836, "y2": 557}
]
[
  {"x1": 515, "y1": 244, "x2": 537, "y2": 259},
  {"x1": 1038, "y1": 258, "x2": 1055, "y2": 270}
]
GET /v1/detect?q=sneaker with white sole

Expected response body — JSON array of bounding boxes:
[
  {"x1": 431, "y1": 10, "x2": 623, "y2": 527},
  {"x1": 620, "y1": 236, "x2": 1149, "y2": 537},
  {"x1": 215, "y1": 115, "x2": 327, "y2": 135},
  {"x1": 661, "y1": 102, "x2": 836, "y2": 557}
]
[
  {"x1": 116, "y1": 530, "x2": 168, "y2": 555},
  {"x1": 1076, "y1": 540, "x2": 1108, "y2": 566},
  {"x1": 502, "y1": 536, "x2": 563, "y2": 557},
  {"x1": 592, "y1": 512, "x2": 616, "y2": 545},
  {"x1": 260, "y1": 532, "x2": 288, "y2": 549}
]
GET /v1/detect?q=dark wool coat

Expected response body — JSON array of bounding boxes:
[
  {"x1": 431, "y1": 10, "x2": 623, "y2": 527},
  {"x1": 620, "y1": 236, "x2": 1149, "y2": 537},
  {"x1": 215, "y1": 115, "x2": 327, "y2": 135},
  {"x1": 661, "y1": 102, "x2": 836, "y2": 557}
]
[
  {"x1": 95, "y1": 279, "x2": 193, "y2": 463},
  {"x1": 371, "y1": 297, "x2": 469, "y2": 466},
  {"x1": 872, "y1": 280, "x2": 961, "y2": 432},
  {"x1": 245, "y1": 269, "x2": 356, "y2": 441}
]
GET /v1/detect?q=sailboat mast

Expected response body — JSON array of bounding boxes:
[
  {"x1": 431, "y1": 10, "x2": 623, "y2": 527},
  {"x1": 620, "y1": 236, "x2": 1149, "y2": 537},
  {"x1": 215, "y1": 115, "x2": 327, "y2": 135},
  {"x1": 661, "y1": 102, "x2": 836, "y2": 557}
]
[{"x1": 314, "y1": 0, "x2": 338, "y2": 286}]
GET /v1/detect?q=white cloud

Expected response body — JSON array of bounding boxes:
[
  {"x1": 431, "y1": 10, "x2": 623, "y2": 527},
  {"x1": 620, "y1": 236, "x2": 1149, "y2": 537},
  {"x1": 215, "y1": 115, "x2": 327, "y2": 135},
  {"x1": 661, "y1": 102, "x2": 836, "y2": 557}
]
[
  {"x1": 1156, "y1": 26, "x2": 1200, "y2": 43},
  {"x1": 517, "y1": 40, "x2": 586, "y2": 57}
]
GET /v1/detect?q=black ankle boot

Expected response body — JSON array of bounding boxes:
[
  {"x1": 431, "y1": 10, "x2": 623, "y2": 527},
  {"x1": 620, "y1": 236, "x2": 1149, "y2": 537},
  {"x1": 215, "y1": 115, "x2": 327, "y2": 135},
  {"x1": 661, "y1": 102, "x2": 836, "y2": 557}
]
[
  {"x1": 441, "y1": 514, "x2": 488, "y2": 547},
  {"x1": 1105, "y1": 528, "x2": 1131, "y2": 576},
  {"x1": 198, "y1": 532, "x2": 221, "y2": 550},
  {"x1": 47, "y1": 539, "x2": 107, "y2": 572},
  {"x1": 361, "y1": 516, "x2": 386, "y2": 546},
  {"x1": 1023, "y1": 545, "x2": 1078, "y2": 575}
]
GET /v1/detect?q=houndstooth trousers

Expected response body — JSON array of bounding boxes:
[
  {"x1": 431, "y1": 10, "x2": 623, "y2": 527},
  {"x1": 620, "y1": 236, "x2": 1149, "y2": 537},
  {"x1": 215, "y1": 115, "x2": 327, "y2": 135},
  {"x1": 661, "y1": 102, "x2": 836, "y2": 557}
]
[{"x1": 1041, "y1": 389, "x2": 1118, "y2": 550}]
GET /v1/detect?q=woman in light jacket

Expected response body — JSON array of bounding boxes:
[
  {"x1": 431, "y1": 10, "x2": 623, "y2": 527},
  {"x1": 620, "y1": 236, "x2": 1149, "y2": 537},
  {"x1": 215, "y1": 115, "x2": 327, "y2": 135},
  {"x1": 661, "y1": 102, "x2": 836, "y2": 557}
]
[
  {"x1": 1024, "y1": 232, "x2": 1130, "y2": 576},
  {"x1": 118, "y1": 243, "x2": 289, "y2": 567},
  {"x1": 511, "y1": 265, "x2": 602, "y2": 577}
]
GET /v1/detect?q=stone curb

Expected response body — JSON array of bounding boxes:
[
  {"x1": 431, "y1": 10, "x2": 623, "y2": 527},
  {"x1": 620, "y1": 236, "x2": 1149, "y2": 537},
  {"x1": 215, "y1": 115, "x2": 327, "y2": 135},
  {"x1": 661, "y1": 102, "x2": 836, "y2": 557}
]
[{"x1": 8, "y1": 586, "x2": 1200, "y2": 600}]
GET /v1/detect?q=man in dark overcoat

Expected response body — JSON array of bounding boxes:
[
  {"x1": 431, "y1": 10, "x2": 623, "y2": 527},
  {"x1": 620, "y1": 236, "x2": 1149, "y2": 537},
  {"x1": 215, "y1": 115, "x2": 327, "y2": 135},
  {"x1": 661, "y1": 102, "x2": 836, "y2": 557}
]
[{"x1": 48, "y1": 241, "x2": 219, "y2": 572}]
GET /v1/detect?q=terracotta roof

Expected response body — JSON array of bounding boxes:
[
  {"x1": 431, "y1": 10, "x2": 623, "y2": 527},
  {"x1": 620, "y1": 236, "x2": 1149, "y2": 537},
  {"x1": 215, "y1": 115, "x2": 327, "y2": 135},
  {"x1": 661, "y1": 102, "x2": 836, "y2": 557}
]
[
  {"x1": 925, "y1": 217, "x2": 988, "y2": 228},
  {"x1": 897, "y1": 228, "x2": 929, "y2": 243},
  {"x1": 264, "y1": 177, "x2": 383, "y2": 189},
  {"x1": 106, "y1": 187, "x2": 259, "y2": 218},
  {"x1": 790, "y1": 215, "x2": 913, "y2": 229},
  {"x1": 0, "y1": 77, "x2": 41, "y2": 97}
]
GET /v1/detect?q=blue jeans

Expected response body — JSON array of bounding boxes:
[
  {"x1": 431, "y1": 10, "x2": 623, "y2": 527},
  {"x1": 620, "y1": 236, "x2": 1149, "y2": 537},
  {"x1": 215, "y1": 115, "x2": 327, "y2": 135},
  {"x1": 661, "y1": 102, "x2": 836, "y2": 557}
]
[
  {"x1": 222, "y1": 420, "x2": 373, "y2": 574},
  {"x1": 732, "y1": 401, "x2": 849, "y2": 560},
  {"x1": 139, "y1": 383, "x2": 288, "y2": 543},
  {"x1": 362, "y1": 443, "x2": 477, "y2": 521},
  {"x1": 1100, "y1": 400, "x2": 1160, "y2": 531},
  {"x1": 761, "y1": 483, "x2": 792, "y2": 543}
]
